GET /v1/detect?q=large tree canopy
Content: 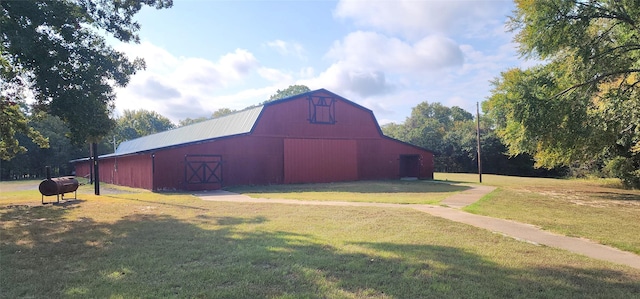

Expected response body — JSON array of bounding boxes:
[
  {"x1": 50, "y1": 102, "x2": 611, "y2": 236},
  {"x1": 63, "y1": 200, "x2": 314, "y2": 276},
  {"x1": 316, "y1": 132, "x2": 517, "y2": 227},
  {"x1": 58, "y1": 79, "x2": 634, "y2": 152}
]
[
  {"x1": 382, "y1": 101, "x2": 549, "y2": 176},
  {"x1": 114, "y1": 109, "x2": 175, "y2": 146},
  {"x1": 0, "y1": 0, "x2": 172, "y2": 159},
  {"x1": 267, "y1": 85, "x2": 311, "y2": 102},
  {"x1": 487, "y1": 0, "x2": 640, "y2": 187}
]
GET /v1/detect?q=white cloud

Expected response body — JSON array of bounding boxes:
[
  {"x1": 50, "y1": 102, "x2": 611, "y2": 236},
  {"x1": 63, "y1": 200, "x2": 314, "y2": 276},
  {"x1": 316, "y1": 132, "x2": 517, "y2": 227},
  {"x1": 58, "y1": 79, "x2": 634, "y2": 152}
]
[
  {"x1": 327, "y1": 31, "x2": 464, "y2": 72},
  {"x1": 130, "y1": 76, "x2": 181, "y2": 100},
  {"x1": 115, "y1": 41, "x2": 179, "y2": 75},
  {"x1": 218, "y1": 49, "x2": 260, "y2": 78},
  {"x1": 334, "y1": 0, "x2": 511, "y2": 39},
  {"x1": 257, "y1": 67, "x2": 293, "y2": 83},
  {"x1": 113, "y1": 42, "x2": 263, "y2": 123},
  {"x1": 301, "y1": 30, "x2": 464, "y2": 99},
  {"x1": 265, "y1": 39, "x2": 307, "y2": 60},
  {"x1": 300, "y1": 62, "x2": 393, "y2": 98}
]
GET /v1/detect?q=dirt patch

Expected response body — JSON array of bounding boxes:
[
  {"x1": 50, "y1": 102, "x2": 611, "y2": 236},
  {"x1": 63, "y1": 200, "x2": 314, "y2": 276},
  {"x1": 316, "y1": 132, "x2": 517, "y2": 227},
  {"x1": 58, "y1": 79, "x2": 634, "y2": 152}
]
[
  {"x1": 0, "y1": 181, "x2": 40, "y2": 192},
  {"x1": 77, "y1": 185, "x2": 135, "y2": 195}
]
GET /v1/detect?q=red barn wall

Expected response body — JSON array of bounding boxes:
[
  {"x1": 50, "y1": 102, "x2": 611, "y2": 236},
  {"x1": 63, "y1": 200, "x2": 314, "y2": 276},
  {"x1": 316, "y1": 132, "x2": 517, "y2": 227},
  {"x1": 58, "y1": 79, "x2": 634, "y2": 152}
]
[
  {"x1": 151, "y1": 136, "x2": 283, "y2": 191},
  {"x1": 252, "y1": 92, "x2": 381, "y2": 139},
  {"x1": 357, "y1": 139, "x2": 434, "y2": 180},
  {"x1": 73, "y1": 155, "x2": 153, "y2": 189},
  {"x1": 98, "y1": 155, "x2": 153, "y2": 189},
  {"x1": 74, "y1": 162, "x2": 91, "y2": 180}
]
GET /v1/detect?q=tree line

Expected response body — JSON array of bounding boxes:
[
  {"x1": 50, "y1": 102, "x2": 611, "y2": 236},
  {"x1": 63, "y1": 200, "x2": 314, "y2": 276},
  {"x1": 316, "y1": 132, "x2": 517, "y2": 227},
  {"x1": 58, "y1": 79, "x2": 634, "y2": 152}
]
[{"x1": 381, "y1": 102, "x2": 564, "y2": 177}]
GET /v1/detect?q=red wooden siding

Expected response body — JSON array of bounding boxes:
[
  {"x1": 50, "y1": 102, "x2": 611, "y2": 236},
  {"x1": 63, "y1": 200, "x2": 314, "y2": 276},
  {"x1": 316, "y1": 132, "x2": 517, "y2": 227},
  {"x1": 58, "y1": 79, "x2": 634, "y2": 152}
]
[
  {"x1": 356, "y1": 139, "x2": 434, "y2": 180},
  {"x1": 252, "y1": 92, "x2": 381, "y2": 139},
  {"x1": 284, "y1": 139, "x2": 358, "y2": 184},
  {"x1": 151, "y1": 136, "x2": 284, "y2": 191},
  {"x1": 74, "y1": 162, "x2": 91, "y2": 180},
  {"x1": 98, "y1": 155, "x2": 153, "y2": 189},
  {"x1": 74, "y1": 155, "x2": 153, "y2": 189}
]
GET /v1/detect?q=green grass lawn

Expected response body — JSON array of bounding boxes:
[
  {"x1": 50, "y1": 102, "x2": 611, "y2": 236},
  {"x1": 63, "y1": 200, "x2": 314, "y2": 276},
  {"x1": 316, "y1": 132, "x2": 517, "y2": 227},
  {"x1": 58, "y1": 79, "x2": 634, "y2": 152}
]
[
  {"x1": 228, "y1": 180, "x2": 469, "y2": 204},
  {"x1": 1, "y1": 181, "x2": 640, "y2": 298},
  {"x1": 436, "y1": 173, "x2": 640, "y2": 254}
]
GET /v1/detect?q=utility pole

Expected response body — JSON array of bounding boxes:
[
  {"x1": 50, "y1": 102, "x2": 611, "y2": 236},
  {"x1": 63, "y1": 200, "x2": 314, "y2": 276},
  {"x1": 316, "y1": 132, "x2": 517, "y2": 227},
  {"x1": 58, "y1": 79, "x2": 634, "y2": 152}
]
[{"x1": 476, "y1": 102, "x2": 483, "y2": 183}]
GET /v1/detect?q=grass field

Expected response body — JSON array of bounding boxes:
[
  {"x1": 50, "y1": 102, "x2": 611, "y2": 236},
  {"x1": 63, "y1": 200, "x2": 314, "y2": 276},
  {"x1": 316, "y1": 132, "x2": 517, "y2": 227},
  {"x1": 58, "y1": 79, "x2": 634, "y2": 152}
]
[
  {"x1": 228, "y1": 180, "x2": 469, "y2": 204},
  {"x1": 1, "y1": 179, "x2": 640, "y2": 298},
  {"x1": 435, "y1": 173, "x2": 640, "y2": 254}
]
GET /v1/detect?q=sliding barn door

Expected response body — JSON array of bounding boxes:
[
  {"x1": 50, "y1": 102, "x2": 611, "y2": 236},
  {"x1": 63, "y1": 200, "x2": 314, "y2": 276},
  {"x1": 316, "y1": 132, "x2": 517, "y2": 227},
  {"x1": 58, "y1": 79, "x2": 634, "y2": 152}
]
[{"x1": 284, "y1": 139, "x2": 357, "y2": 184}]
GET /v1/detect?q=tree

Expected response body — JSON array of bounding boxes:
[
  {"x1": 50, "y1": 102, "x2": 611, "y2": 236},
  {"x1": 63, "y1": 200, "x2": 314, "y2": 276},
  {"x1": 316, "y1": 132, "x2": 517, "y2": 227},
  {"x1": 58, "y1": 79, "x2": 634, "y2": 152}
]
[
  {"x1": 487, "y1": 0, "x2": 640, "y2": 187},
  {"x1": 179, "y1": 117, "x2": 210, "y2": 127},
  {"x1": 382, "y1": 101, "x2": 556, "y2": 176},
  {"x1": 1, "y1": 0, "x2": 173, "y2": 152},
  {"x1": 212, "y1": 108, "x2": 236, "y2": 118},
  {"x1": 178, "y1": 108, "x2": 237, "y2": 127},
  {"x1": 113, "y1": 109, "x2": 175, "y2": 147},
  {"x1": 267, "y1": 85, "x2": 311, "y2": 102},
  {"x1": 383, "y1": 102, "x2": 479, "y2": 172},
  {"x1": 1, "y1": 113, "x2": 84, "y2": 180},
  {"x1": 0, "y1": 98, "x2": 48, "y2": 160}
]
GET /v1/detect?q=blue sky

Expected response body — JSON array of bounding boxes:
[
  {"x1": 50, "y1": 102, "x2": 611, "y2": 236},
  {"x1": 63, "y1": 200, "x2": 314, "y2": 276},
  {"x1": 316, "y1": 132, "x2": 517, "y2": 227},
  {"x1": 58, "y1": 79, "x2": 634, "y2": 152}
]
[{"x1": 112, "y1": 0, "x2": 529, "y2": 125}]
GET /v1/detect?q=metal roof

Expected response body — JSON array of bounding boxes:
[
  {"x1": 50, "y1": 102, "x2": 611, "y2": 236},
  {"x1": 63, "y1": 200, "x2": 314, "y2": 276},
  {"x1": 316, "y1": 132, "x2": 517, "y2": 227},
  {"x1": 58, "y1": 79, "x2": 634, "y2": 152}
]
[{"x1": 109, "y1": 105, "x2": 264, "y2": 157}]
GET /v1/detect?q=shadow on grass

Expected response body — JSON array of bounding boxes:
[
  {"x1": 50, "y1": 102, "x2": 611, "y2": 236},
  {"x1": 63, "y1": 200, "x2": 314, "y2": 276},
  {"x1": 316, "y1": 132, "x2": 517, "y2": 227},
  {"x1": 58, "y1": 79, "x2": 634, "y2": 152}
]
[
  {"x1": 1, "y1": 205, "x2": 639, "y2": 298},
  {"x1": 591, "y1": 191, "x2": 640, "y2": 201},
  {"x1": 103, "y1": 194, "x2": 210, "y2": 211},
  {"x1": 228, "y1": 180, "x2": 470, "y2": 195}
]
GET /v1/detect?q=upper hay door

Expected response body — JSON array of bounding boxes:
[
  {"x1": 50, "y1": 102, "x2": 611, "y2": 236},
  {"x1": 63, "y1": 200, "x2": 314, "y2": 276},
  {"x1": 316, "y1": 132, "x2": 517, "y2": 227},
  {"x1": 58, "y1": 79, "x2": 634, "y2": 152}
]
[{"x1": 308, "y1": 95, "x2": 336, "y2": 124}]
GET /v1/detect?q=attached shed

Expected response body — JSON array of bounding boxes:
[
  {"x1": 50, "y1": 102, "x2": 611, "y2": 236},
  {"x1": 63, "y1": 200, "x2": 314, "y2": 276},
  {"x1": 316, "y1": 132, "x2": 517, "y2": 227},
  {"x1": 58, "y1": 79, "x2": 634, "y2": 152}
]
[{"x1": 73, "y1": 89, "x2": 434, "y2": 191}]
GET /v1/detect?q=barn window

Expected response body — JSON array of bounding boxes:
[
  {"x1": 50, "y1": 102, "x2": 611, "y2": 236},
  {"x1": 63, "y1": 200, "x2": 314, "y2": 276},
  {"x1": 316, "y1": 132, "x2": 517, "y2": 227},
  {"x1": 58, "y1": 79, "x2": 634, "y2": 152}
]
[{"x1": 308, "y1": 96, "x2": 336, "y2": 124}]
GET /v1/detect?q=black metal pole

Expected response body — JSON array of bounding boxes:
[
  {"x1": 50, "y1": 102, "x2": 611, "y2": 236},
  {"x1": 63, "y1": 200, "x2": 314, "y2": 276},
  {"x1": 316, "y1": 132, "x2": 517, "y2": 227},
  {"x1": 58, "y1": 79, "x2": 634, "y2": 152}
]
[
  {"x1": 476, "y1": 102, "x2": 483, "y2": 183},
  {"x1": 92, "y1": 142, "x2": 100, "y2": 195},
  {"x1": 89, "y1": 143, "x2": 93, "y2": 184}
]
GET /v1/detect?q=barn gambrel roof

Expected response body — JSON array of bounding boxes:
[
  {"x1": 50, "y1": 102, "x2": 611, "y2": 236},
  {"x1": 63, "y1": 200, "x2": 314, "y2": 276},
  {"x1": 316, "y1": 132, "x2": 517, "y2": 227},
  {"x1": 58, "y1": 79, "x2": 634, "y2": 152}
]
[{"x1": 108, "y1": 105, "x2": 263, "y2": 157}]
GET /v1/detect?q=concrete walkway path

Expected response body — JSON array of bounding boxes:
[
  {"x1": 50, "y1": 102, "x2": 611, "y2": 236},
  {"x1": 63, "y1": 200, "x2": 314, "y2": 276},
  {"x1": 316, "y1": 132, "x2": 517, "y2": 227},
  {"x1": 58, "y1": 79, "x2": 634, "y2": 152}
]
[{"x1": 196, "y1": 185, "x2": 640, "y2": 270}]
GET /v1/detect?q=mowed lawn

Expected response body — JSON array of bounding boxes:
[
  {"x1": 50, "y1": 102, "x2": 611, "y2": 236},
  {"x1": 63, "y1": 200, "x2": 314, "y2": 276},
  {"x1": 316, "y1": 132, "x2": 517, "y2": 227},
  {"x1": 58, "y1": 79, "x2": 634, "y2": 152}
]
[
  {"x1": 228, "y1": 180, "x2": 470, "y2": 204},
  {"x1": 436, "y1": 173, "x2": 640, "y2": 255},
  {"x1": 1, "y1": 180, "x2": 640, "y2": 298}
]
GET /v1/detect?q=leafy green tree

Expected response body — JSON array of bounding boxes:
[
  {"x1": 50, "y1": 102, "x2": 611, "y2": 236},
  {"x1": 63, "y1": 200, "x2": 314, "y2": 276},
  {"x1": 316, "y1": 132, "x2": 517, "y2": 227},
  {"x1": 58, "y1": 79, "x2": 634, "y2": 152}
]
[
  {"x1": 383, "y1": 102, "x2": 477, "y2": 172},
  {"x1": 383, "y1": 101, "x2": 556, "y2": 176},
  {"x1": 212, "y1": 108, "x2": 236, "y2": 118},
  {"x1": 1, "y1": 113, "x2": 84, "y2": 179},
  {"x1": 179, "y1": 117, "x2": 210, "y2": 127},
  {"x1": 113, "y1": 109, "x2": 175, "y2": 146},
  {"x1": 267, "y1": 85, "x2": 311, "y2": 102},
  {"x1": 178, "y1": 108, "x2": 237, "y2": 127},
  {"x1": 1, "y1": 0, "x2": 172, "y2": 151},
  {"x1": 0, "y1": 99, "x2": 48, "y2": 160},
  {"x1": 487, "y1": 0, "x2": 640, "y2": 186}
]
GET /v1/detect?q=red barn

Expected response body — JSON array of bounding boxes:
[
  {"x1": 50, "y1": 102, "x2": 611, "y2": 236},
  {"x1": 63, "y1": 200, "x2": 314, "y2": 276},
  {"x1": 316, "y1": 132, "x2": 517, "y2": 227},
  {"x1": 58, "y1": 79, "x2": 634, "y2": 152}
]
[{"x1": 73, "y1": 89, "x2": 434, "y2": 191}]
